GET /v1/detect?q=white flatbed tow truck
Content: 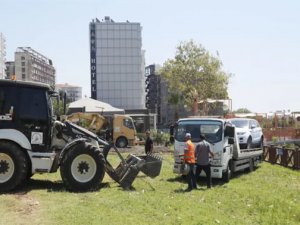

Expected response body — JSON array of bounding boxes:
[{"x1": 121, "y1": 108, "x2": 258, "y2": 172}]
[{"x1": 171, "y1": 118, "x2": 263, "y2": 182}]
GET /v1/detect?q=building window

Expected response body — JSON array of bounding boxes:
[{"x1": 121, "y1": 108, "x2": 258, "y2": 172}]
[
  {"x1": 22, "y1": 68, "x2": 25, "y2": 72},
  {"x1": 22, "y1": 62, "x2": 25, "y2": 66},
  {"x1": 22, "y1": 74, "x2": 26, "y2": 79},
  {"x1": 21, "y1": 56, "x2": 25, "y2": 60}
]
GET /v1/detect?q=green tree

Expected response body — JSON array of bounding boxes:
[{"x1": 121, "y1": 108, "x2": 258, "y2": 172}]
[
  {"x1": 167, "y1": 92, "x2": 182, "y2": 122},
  {"x1": 233, "y1": 108, "x2": 252, "y2": 113},
  {"x1": 160, "y1": 40, "x2": 231, "y2": 117}
]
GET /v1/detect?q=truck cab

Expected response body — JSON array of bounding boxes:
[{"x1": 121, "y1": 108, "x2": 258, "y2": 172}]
[{"x1": 113, "y1": 114, "x2": 137, "y2": 148}]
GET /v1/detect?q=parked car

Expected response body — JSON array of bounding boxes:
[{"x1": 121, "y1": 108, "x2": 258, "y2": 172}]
[{"x1": 228, "y1": 118, "x2": 264, "y2": 149}]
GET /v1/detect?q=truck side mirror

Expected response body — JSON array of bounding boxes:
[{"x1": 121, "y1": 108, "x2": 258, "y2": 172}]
[
  {"x1": 62, "y1": 91, "x2": 67, "y2": 115},
  {"x1": 169, "y1": 125, "x2": 174, "y2": 144},
  {"x1": 170, "y1": 125, "x2": 174, "y2": 136},
  {"x1": 169, "y1": 136, "x2": 174, "y2": 144},
  {"x1": 225, "y1": 126, "x2": 235, "y2": 138}
]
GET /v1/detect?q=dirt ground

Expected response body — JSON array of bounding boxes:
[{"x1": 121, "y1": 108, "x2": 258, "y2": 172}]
[{"x1": 11, "y1": 192, "x2": 40, "y2": 222}]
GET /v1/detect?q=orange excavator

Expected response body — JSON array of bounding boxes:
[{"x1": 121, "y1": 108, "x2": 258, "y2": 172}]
[{"x1": 66, "y1": 112, "x2": 137, "y2": 148}]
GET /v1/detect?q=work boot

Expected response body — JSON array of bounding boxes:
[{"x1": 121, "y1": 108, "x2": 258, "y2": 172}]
[{"x1": 185, "y1": 187, "x2": 193, "y2": 192}]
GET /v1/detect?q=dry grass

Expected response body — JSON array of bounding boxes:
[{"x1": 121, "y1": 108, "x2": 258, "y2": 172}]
[{"x1": 0, "y1": 151, "x2": 299, "y2": 225}]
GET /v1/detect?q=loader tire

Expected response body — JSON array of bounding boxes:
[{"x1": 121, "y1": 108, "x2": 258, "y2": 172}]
[
  {"x1": 0, "y1": 141, "x2": 29, "y2": 192},
  {"x1": 60, "y1": 142, "x2": 105, "y2": 192}
]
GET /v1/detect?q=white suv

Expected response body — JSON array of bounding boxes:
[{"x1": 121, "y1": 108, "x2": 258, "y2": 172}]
[{"x1": 228, "y1": 118, "x2": 264, "y2": 149}]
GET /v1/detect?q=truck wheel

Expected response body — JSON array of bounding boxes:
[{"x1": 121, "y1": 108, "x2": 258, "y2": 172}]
[
  {"x1": 259, "y1": 137, "x2": 264, "y2": 148},
  {"x1": 116, "y1": 137, "x2": 128, "y2": 148},
  {"x1": 60, "y1": 142, "x2": 105, "y2": 192},
  {"x1": 0, "y1": 142, "x2": 29, "y2": 192},
  {"x1": 222, "y1": 162, "x2": 232, "y2": 183}
]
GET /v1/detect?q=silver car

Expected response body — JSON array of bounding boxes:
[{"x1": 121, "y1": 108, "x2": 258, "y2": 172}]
[{"x1": 228, "y1": 118, "x2": 264, "y2": 149}]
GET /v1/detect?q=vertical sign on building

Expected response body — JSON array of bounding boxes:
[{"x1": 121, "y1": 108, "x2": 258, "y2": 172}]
[{"x1": 90, "y1": 22, "x2": 97, "y2": 99}]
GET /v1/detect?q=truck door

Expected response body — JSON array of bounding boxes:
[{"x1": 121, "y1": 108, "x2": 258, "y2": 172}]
[
  {"x1": 250, "y1": 120, "x2": 259, "y2": 143},
  {"x1": 122, "y1": 117, "x2": 135, "y2": 138}
]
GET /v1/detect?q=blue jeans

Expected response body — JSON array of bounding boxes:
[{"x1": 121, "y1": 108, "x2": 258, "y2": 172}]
[{"x1": 187, "y1": 163, "x2": 197, "y2": 189}]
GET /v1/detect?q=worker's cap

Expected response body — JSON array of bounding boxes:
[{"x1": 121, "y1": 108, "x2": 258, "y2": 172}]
[{"x1": 185, "y1": 133, "x2": 191, "y2": 138}]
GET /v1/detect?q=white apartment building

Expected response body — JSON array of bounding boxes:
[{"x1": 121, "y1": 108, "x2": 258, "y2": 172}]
[
  {"x1": 15, "y1": 47, "x2": 55, "y2": 86},
  {"x1": 56, "y1": 83, "x2": 82, "y2": 102},
  {"x1": 89, "y1": 17, "x2": 145, "y2": 109},
  {"x1": 5, "y1": 61, "x2": 15, "y2": 79},
  {"x1": 0, "y1": 33, "x2": 6, "y2": 79}
]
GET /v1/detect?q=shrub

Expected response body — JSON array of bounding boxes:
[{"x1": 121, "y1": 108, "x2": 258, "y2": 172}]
[
  {"x1": 271, "y1": 136, "x2": 279, "y2": 143},
  {"x1": 151, "y1": 130, "x2": 170, "y2": 146}
]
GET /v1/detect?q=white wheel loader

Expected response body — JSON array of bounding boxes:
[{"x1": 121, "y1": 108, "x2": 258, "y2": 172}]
[{"x1": 0, "y1": 80, "x2": 162, "y2": 192}]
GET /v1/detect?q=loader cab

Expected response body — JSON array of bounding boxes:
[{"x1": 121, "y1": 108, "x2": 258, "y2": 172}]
[{"x1": 0, "y1": 80, "x2": 55, "y2": 152}]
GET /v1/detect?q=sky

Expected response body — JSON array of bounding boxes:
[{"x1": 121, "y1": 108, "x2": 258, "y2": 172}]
[{"x1": 1, "y1": 0, "x2": 300, "y2": 113}]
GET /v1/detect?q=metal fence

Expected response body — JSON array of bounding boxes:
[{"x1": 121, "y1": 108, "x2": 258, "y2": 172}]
[{"x1": 263, "y1": 145, "x2": 300, "y2": 169}]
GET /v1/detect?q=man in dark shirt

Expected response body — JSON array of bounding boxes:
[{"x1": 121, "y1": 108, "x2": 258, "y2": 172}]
[
  {"x1": 145, "y1": 130, "x2": 153, "y2": 154},
  {"x1": 195, "y1": 134, "x2": 214, "y2": 188}
]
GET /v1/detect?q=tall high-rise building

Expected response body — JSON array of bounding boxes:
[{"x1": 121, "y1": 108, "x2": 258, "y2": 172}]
[
  {"x1": 0, "y1": 33, "x2": 6, "y2": 79},
  {"x1": 89, "y1": 16, "x2": 145, "y2": 109},
  {"x1": 14, "y1": 47, "x2": 56, "y2": 86},
  {"x1": 145, "y1": 64, "x2": 161, "y2": 113},
  {"x1": 145, "y1": 64, "x2": 171, "y2": 127},
  {"x1": 145, "y1": 64, "x2": 189, "y2": 128}
]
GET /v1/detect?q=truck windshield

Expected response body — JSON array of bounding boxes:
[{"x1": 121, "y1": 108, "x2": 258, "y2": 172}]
[
  {"x1": 174, "y1": 120, "x2": 222, "y2": 143},
  {"x1": 123, "y1": 118, "x2": 135, "y2": 130}
]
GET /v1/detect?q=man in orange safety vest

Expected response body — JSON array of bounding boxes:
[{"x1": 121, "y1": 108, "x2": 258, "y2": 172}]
[{"x1": 184, "y1": 133, "x2": 197, "y2": 191}]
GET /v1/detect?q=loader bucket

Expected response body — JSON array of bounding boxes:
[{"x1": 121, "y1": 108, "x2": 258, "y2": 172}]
[
  {"x1": 137, "y1": 154, "x2": 163, "y2": 178},
  {"x1": 102, "y1": 144, "x2": 163, "y2": 189},
  {"x1": 114, "y1": 154, "x2": 145, "y2": 189},
  {"x1": 104, "y1": 152, "x2": 163, "y2": 189}
]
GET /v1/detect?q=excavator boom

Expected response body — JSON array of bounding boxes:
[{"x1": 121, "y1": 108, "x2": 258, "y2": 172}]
[{"x1": 66, "y1": 112, "x2": 106, "y2": 133}]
